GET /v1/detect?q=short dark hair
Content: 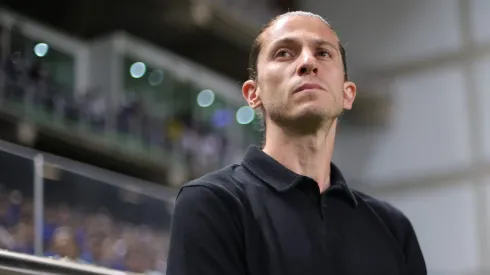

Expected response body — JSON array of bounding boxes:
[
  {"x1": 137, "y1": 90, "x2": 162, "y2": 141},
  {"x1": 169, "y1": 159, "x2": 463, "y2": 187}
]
[{"x1": 247, "y1": 11, "x2": 348, "y2": 82}]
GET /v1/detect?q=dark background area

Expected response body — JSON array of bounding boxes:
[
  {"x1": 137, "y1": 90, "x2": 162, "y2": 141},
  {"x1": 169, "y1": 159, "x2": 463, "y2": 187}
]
[{"x1": 3, "y1": 0, "x2": 297, "y2": 82}]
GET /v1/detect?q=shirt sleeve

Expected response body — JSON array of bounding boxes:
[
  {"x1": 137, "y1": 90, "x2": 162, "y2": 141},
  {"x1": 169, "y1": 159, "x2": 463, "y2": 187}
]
[
  {"x1": 401, "y1": 216, "x2": 427, "y2": 275},
  {"x1": 166, "y1": 185, "x2": 247, "y2": 275},
  {"x1": 360, "y1": 194, "x2": 427, "y2": 275}
]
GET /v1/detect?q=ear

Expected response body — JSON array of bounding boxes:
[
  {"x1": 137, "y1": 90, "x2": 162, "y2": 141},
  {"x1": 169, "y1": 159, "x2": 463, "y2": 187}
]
[
  {"x1": 342, "y1": 81, "x2": 357, "y2": 110},
  {"x1": 242, "y1": 80, "x2": 262, "y2": 109}
]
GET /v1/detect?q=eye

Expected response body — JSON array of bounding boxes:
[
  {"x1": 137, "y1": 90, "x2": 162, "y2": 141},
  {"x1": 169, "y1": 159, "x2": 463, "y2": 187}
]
[
  {"x1": 274, "y1": 49, "x2": 292, "y2": 59},
  {"x1": 318, "y1": 49, "x2": 333, "y2": 58}
]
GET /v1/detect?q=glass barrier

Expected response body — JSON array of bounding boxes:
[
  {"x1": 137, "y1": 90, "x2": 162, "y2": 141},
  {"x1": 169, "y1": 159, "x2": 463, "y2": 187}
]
[
  {"x1": 3, "y1": 24, "x2": 75, "y2": 107},
  {"x1": 9, "y1": 25, "x2": 75, "y2": 91},
  {"x1": 42, "y1": 167, "x2": 171, "y2": 274},
  {"x1": 0, "y1": 24, "x2": 81, "y2": 133},
  {"x1": 0, "y1": 144, "x2": 35, "y2": 256},
  {"x1": 0, "y1": 140, "x2": 175, "y2": 274},
  {"x1": 122, "y1": 56, "x2": 259, "y2": 176}
]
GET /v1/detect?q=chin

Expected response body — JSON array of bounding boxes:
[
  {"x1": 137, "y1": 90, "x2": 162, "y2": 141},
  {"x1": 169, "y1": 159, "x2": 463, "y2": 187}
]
[
  {"x1": 285, "y1": 108, "x2": 323, "y2": 125},
  {"x1": 294, "y1": 105, "x2": 330, "y2": 119},
  {"x1": 294, "y1": 105, "x2": 342, "y2": 123}
]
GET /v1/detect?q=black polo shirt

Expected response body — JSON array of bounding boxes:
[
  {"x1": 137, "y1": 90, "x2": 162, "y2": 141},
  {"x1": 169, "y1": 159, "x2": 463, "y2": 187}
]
[{"x1": 167, "y1": 146, "x2": 427, "y2": 275}]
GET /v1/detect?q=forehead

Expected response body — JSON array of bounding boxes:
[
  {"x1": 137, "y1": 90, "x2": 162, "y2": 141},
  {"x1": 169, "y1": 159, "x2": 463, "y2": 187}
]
[{"x1": 261, "y1": 15, "x2": 338, "y2": 48}]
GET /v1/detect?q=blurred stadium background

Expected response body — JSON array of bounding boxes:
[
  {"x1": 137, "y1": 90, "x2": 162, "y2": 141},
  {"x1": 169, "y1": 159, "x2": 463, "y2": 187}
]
[{"x1": 0, "y1": 0, "x2": 489, "y2": 274}]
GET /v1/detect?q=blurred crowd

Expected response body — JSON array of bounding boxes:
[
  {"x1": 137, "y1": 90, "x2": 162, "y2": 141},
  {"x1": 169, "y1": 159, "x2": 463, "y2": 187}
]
[
  {"x1": 0, "y1": 20, "x2": 247, "y2": 275},
  {"x1": 0, "y1": 187, "x2": 169, "y2": 274},
  {"x1": 0, "y1": 135, "x2": 172, "y2": 274},
  {"x1": 1, "y1": 41, "x2": 234, "y2": 180}
]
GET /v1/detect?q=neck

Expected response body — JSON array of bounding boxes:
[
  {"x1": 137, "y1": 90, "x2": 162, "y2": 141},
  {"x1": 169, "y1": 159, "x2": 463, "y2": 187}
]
[{"x1": 263, "y1": 119, "x2": 337, "y2": 193}]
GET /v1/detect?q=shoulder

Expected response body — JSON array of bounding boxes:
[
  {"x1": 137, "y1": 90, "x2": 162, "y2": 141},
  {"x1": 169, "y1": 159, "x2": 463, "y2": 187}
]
[
  {"x1": 354, "y1": 190, "x2": 406, "y2": 222},
  {"x1": 352, "y1": 190, "x2": 427, "y2": 272},
  {"x1": 176, "y1": 164, "x2": 246, "y2": 207},
  {"x1": 352, "y1": 190, "x2": 415, "y2": 244},
  {"x1": 171, "y1": 165, "x2": 249, "y2": 236}
]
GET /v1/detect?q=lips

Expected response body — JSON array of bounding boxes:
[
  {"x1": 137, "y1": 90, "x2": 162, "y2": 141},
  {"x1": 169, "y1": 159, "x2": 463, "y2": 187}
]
[{"x1": 293, "y1": 83, "x2": 325, "y2": 93}]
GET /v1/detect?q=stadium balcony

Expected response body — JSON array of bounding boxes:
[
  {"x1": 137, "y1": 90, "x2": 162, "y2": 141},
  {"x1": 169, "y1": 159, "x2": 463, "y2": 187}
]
[
  {"x1": 1, "y1": 0, "x2": 297, "y2": 82},
  {"x1": 0, "y1": 9, "x2": 262, "y2": 186}
]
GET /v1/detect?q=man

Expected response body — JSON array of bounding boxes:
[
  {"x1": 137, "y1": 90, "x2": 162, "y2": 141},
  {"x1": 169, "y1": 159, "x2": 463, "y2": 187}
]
[{"x1": 167, "y1": 11, "x2": 427, "y2": 275}]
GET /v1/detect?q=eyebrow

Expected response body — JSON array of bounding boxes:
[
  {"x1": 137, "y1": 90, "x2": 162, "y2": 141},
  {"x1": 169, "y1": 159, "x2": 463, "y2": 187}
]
[{"x1": 269, "y1": 36, "x2": 339, "y2": 52}]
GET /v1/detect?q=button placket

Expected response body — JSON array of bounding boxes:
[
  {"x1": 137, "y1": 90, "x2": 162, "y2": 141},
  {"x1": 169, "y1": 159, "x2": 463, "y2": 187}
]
[{"x1": 321, "y1": 195, "x2": 328, "y2": 233}]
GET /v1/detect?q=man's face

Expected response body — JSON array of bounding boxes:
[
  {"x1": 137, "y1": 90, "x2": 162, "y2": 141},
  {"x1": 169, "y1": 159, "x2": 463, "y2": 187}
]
[{"x1": 243, "y1": 15, "x2": 356, "y2": 131}]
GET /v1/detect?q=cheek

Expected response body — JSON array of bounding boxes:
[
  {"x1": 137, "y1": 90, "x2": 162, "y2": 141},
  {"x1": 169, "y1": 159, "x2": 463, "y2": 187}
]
[
  {"x1": 259, "y1": 71, "x2": 286, "y2": 102},
  {"x1": 323, "y1": 65, "x2": 344, "y2": 82},
  {"x1": 261, "y1": 69, "x2": 283, "y2": 89},
  {"x1": 264, "y1": 61, "x2": 291, "y2": 82},
  {"x1": 322, "y1": 70, "x2": 345, "y2": 95}
]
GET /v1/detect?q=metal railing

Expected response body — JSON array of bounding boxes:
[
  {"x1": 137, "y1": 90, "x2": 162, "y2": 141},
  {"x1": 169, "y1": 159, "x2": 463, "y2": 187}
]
[
  {"x1": 0, "y1": 140, "x2": 174, "y2": 274},
  {"x1": 0, "y1": 249, "x2": 141, "y2": 275}
]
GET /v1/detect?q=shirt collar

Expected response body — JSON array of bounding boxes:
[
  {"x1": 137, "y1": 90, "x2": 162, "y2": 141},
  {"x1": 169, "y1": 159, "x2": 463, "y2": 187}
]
[{"x1": 242, "y1": 145, "x2": 358, "y2": 208}]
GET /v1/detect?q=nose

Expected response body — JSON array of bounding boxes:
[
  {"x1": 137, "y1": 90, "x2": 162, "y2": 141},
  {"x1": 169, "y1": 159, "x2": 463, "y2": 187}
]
[{"x1": 297, "y1": 51, "x2": 318, "y2": 76}]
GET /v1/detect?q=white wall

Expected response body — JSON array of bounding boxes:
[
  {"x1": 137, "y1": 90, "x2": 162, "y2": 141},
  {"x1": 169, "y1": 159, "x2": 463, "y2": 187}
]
[
  {"x1": 470, "y1": 0, "x2": 490, "y2": 44},
  {"x1": 300, "y1": 0, "x2": 490, "y2": 274},
  {"x1": 302, "y1": 0, "x2": 462, "y2": 75},
  {"x1": 474, "y1": 55, "x2": 490, "y2": 161},
  {"x1": 378, "y1": 182, "x2": 480, "y2": 274},
  {"x1": 334, "y1": 65, "x2": 473, "y2": 184}
]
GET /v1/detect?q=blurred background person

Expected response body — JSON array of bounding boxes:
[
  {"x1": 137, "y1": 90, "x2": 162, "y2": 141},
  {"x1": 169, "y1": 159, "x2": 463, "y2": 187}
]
[{"x1": 45, "y1": 227, "x2": 82, "y2": 262}]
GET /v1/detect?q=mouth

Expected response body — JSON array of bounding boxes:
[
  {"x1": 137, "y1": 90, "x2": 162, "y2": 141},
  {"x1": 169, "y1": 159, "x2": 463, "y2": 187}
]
[{"x1": 293, "y1": 83, "x2": 325, "y2": 94}]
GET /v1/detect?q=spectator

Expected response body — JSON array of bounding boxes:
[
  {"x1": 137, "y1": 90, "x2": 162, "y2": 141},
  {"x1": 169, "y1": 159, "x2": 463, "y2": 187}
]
[
  {"x1": 80, "y1": 232, "x2": 105, "y2": 264},
  {"x1": 11, "y1": 218, "x2": 34, "y2": 255},
  {"x1": 46, "y1": 227, "x2": 83, "y2": 262},
  {"x1": 121, "y1": 243, "x2": 155, "y2": 273}
]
